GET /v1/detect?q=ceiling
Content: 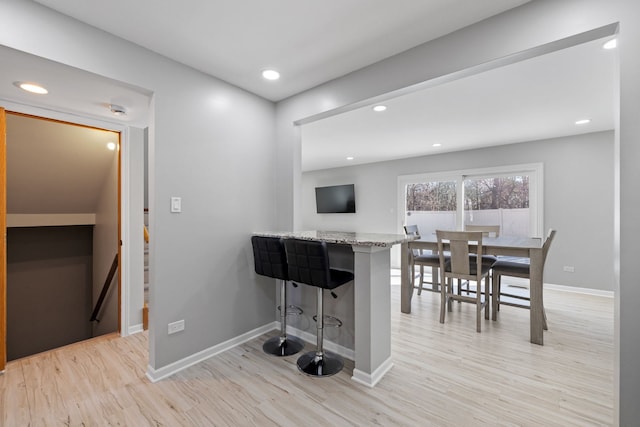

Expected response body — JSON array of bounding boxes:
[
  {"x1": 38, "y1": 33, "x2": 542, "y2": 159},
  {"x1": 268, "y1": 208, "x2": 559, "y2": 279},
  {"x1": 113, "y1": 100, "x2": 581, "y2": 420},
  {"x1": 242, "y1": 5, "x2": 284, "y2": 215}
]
[
  {"x1": 33, "y1": 0, "x2": 531, "y2": 102},
  {"x1": 301, "y1": 36, "x2": 617, "y2": 171},
  {"x1": 0, "y1": 0, "x2": 616, "y2": 182},
  {"x1": 0, "y1": 45, "x2": 151, "y2": 128},
  {"x1": 6, "y1": 113, "x2": 119, "y2": 214}
]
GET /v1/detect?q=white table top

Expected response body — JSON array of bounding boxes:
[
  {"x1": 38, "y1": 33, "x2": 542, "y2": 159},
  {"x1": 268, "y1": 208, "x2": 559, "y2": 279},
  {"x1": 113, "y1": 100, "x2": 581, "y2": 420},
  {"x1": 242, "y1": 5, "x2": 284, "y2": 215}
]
[{"x1": 253, "y1": 230, "x2": 409, "y2": 247}]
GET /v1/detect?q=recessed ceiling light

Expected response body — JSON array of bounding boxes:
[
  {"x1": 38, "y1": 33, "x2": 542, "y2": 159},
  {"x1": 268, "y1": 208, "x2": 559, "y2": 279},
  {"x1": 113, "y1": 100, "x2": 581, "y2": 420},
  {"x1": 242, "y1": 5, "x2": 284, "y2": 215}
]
[
  {"x1": 603, "y1": 38, "x2": 617, "y2": 50},
  {"x1": 373, "y1": 105, "x2": 387, "y2": 112},
  {"x1": 107, "y1": 142, "x2": 117, "y2": 151},
  {"x1": 432, "y1": 143, "x2": 442, "y2": 147},
  {"x1": 262, "y1": 69, "x2": 280, "y2": 80},
  {"x1": 14, "y1": 81, "x2": 48, "y2": 94},
  {"x1": 346, "y1": 156, "x2": 354, "y2": 160},
  {"x1": 575, "y1": 119, "x2": 591, "y2": 125}
]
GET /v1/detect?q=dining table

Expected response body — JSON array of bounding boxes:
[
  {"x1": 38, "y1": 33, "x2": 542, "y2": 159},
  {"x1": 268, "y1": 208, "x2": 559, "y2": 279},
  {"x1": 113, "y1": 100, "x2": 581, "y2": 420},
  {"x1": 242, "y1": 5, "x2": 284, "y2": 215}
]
[{"x1": 401, "y1": 234, "x2": 546, "y2": 345}]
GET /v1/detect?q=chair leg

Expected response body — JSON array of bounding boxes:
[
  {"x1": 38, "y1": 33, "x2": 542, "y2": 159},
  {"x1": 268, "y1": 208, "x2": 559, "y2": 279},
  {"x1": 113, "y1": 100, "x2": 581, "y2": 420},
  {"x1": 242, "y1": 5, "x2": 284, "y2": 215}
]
[
  {"x1": 475, "y1": 279, "x2": 482, "y2": 333},
  {"x1": 263, "y1": 280, "x2": 305, "y2": 357},
  {"x1": 439, "y1": 278, "x2": 447, "y2": 323},
  {"x1": 491, "y1": 272, "x2": 500, "y2": 320},
  {"x1": 417, "y1": 265, "x2": 424, "y2": 295},
  {"x1": 484, "y1": 277, "x2": 489, "y2": 321},
  {"x1": 541, "y1": 284, "x2": 548, "y2": 330},
  {"x1": 296, "y1": 288, "x2": 343, "y2": 377},
  {"x1": 432, "y1": 267, "x2": 440, "y2": 292}
]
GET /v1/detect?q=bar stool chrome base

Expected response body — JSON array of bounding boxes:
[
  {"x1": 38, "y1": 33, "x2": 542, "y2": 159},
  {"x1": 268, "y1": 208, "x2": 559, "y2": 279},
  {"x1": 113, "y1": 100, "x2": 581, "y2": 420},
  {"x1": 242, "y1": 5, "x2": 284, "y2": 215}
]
[
  {"x1": 263, "y1": 335, "x2": 305, "y2": 357},
  {"x1": 297, "y1": 350, "x2": 344, "y2": 377}
]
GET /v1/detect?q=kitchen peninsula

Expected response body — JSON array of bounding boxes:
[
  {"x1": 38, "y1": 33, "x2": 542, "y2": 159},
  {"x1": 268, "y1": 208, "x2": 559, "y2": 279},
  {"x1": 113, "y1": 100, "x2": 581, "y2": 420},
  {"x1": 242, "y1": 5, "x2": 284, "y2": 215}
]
[{"x1": 252, "y1": 230, "x2": 409, "y2": 387}]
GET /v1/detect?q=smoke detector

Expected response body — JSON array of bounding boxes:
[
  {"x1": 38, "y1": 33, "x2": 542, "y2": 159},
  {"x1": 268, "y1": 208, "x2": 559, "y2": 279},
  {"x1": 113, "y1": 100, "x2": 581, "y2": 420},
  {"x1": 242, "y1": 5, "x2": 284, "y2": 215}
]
[{"x1": 109, "y1": 104, "x2": 127, "y2": 116}]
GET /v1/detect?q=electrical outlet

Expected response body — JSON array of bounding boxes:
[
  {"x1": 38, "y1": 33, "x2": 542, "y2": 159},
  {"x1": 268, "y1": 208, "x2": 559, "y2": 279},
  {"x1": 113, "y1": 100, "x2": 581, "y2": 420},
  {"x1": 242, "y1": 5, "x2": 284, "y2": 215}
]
[
  {"x1": 563, "y1": 266, "x2": 575, "y2": 273},
  {"x1": 168, "y1": 319, "x2": 185, "y2": 334}
]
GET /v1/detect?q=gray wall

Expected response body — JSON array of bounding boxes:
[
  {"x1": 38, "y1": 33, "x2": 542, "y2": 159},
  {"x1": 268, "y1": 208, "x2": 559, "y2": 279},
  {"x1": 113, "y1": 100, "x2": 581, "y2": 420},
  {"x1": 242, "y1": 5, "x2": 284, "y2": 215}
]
[
  {"x1": 7, "y1": 226, "x2": 93, "y2": 360},
  {"x1": 276, "y1": 1, "x2": 640, "y2": 424},
  {"x1": 301, "y1": 132, "x2": 614, "y2": 291},
  {"x1": 0, "y1": 1, "x2": 277, "y2": 371}
]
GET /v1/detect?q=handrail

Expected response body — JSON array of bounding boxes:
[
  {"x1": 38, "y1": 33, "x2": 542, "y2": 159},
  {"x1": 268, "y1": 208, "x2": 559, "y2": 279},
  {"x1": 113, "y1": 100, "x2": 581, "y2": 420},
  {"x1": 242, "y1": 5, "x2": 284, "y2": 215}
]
[{"x1": 90, "y1": 253, "x2": 118, "y2": 322}]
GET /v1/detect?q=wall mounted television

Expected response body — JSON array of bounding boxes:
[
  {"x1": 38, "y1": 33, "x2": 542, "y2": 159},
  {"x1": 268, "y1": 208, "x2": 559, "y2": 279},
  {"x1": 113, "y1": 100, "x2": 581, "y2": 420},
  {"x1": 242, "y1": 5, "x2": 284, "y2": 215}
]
[{"x1": 315, "y1": 184, "x2": 356, "y2": 213}]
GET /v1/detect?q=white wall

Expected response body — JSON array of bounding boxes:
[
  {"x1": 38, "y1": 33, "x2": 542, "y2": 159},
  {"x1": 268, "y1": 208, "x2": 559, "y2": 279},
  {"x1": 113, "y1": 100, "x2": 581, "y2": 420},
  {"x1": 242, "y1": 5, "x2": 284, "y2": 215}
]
[
  {"x1": 301, "y1": 132, "x2": 614, "y2": 291},
  {"x1": 276, "y1": 2, "x2": 640, "y2": 424},
  {"x1": 0, "y1": 0, "x2": 278, "y2": 373}
]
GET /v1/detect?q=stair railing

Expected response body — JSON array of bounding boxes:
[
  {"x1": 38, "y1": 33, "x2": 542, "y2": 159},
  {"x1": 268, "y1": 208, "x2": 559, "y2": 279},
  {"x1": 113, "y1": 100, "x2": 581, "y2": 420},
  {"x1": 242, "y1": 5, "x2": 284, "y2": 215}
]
[{"x1": 90, "y1": 253, "x2": 119, "y2": 322}]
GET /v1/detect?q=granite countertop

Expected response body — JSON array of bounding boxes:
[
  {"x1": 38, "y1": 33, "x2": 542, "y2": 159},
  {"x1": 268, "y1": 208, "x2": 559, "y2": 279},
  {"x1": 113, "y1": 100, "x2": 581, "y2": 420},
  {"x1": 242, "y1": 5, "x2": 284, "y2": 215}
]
[{"x1": 253, "y1": 230, "x2": 413, "y2": 247}]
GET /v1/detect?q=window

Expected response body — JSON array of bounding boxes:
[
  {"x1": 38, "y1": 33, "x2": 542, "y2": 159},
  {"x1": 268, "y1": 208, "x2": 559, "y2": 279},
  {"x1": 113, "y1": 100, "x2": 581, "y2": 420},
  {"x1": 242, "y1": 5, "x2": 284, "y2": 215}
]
[{"x1": 399, "y1": 164, "x2": 542, "y2": 238}]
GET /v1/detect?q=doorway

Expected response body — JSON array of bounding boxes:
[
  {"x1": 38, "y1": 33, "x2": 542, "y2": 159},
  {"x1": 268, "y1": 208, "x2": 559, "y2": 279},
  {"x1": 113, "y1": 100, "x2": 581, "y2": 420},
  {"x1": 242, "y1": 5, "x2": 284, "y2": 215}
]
[{"x1": 3, "y1": 111, "x2": 121, "y2": 362}]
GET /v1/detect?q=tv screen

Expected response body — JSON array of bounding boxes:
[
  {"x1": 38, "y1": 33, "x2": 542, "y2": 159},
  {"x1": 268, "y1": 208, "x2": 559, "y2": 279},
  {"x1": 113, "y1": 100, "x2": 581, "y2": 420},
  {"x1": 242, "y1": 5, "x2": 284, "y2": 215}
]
[{"x1": 315, "y1": 184, "x2": 356, "y2": 213}]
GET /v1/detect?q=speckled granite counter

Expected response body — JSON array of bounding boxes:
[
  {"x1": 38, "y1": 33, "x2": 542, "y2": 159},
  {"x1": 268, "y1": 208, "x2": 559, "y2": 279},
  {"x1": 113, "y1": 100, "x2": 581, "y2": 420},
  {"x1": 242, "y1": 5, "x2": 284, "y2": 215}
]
[
  {"x1": 252, "y1": 230, "x2": 409, "y2": 387},
  {"x1": 253, "y1": 230, "x2": 409, "y2": 247}
]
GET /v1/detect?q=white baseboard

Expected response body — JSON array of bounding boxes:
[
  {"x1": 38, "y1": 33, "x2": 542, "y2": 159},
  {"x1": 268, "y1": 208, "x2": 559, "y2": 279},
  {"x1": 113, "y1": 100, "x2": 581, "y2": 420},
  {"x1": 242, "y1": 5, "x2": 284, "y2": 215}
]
[
  {"x1": 352, "y1": 357, "x2": 394, "y2": 388},
  {"x1": 127, "y1": 324, "x2": 144, "y2": 336},
  {"x1": 284, "y1": 324, "x2": 355, "y2": 361},
  {"x1": 146, "y1": 322, "x2": 277, "y2": 383},
  {"x1": 544, "y1": 283, "x2": 614, "y2": 298},
  {"x1": 503, "y1": 278, "x2": 614, "y2": 298}
]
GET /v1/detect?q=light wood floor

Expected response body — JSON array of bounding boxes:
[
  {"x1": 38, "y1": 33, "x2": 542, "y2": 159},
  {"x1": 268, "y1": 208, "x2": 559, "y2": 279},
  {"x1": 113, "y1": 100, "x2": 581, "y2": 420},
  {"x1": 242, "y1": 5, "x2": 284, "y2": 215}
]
[{"x1": 0, "y1": 284, "x2": 613, "y2": 426}]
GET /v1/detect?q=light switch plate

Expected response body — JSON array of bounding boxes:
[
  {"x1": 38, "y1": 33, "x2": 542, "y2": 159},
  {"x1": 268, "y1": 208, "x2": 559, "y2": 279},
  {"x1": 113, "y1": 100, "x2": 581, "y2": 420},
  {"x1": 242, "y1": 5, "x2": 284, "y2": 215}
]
[{"x1": 171, "y1": 197, "x2": 181, "y2": 213}]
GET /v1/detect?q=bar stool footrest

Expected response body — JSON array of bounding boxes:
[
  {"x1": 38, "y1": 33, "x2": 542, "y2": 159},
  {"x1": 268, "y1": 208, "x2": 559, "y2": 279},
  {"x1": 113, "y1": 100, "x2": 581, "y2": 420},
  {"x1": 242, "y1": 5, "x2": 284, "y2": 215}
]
[
  {"x1": 277, "y1": 304, "x2": 303, "y2": 316},
  {"x1": 312, "y1": 314, "x2": 343, "y2": 327}
]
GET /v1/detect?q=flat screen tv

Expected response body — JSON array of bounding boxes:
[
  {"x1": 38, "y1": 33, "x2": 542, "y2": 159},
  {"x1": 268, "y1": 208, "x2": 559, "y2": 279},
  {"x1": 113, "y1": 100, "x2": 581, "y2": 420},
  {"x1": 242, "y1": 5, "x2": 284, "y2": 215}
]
[{"x1": 315, "y1": 184, "x2": 356, "y2": 213}]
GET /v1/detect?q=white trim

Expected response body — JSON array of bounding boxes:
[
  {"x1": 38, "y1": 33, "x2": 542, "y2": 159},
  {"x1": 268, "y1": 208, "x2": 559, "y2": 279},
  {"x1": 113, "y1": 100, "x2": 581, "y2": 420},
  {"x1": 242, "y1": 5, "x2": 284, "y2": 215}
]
[
  {"x1": 545, "y1": 283, "x2": 614, "y2": 298},
  {"x1": 128, "y1": 323, "x2": 144, "y2": 335},
  {"x1": 502, "y1": 278, "x2": 614, "y2": 298},
  {"x1": 285, "y1": 325, "x2": 355, "y2": 361},
  {"x1": 352, "y1": 357, "x2": 394, "y2": 388},
  {"x1": 146, "y1": 322, "x2": 277, "y2": 383}
]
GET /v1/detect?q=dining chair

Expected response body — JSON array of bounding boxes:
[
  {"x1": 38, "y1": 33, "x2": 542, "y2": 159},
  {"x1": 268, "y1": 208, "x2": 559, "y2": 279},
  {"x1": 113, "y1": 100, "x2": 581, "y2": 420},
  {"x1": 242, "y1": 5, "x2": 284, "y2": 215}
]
[
  {"x1": 403, "y1": 224, "x2": 446, "y2": 294},
  {"x1": 464, "y1": 224, "x2": 500, "y2": 264},
  {"x1": 459, "y1": 225, "x2": 500, "y2": 296},
  {"x1": 491, "y1": 229, "x2": 557, "y2": 330},
  {"x1": 436, "y1": 230, "x2": 491, "y2": 332}
]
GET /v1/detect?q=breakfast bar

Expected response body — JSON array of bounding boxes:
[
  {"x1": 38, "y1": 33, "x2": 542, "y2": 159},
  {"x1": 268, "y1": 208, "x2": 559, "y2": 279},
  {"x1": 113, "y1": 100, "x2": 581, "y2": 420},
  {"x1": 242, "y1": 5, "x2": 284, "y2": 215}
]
[{"x1": 253, "y1": 230, "x2": 407, "y2": 387}]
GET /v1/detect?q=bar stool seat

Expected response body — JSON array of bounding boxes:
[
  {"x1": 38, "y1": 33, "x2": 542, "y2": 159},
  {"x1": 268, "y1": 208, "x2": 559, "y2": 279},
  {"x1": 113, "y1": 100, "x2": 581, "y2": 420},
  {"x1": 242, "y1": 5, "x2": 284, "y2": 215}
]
[
  {"x1": 284, "y1": 238, "x2": 354, "y2": 377},
  {"x1": 251, "y1": 235, "x2": 305, "y2": 357}
]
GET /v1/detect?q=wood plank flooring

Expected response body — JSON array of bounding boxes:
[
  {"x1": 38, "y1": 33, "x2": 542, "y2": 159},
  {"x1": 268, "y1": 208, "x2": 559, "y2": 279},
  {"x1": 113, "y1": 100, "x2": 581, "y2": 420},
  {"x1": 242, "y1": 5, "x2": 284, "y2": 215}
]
[{"x1": 0, "y1": 284, "x2": 613, "y2": 426}]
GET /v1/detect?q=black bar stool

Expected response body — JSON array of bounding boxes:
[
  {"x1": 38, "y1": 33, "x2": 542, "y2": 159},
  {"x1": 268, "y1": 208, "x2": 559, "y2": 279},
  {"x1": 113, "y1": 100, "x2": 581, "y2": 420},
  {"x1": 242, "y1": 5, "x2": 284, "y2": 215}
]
[
  {"x1": 283, "y1": 238, "x2": 354, "y2": 377},
  {"x1": 251, "y1": 236, "x2": 304, "y2": 357}
]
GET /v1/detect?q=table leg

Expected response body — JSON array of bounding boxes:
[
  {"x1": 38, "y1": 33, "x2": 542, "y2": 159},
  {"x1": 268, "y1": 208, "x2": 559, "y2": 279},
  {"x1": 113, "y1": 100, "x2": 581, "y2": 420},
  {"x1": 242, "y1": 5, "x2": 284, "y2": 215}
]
[
  {"x1": 529, "y1": 248, "x2": 544, "y2": 345},
  {"x1": 351, "y1": 244, "x2": 394, "y2": 387}
]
